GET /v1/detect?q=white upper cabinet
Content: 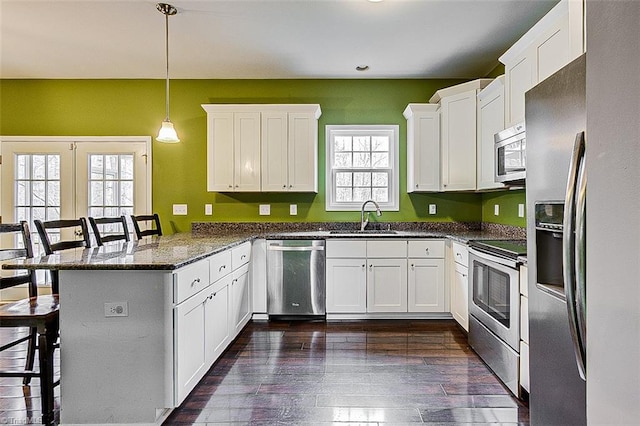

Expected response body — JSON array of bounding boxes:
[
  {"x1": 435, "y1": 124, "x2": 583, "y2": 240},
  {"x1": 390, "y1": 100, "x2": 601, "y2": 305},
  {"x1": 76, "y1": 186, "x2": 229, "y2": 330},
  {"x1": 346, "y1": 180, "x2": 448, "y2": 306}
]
[
  {"x1": 203, "y1": 104, "x2": 321, "y2": 193},
  {"x1": 477, "y1": 76, "x2": 506, "y2": 191},
  {"x1": 499, "y1": 0, "x2": 585, "y2": 127},
  {"x1": 404, "y1": 104, "x2": 440, "y2": 192}
]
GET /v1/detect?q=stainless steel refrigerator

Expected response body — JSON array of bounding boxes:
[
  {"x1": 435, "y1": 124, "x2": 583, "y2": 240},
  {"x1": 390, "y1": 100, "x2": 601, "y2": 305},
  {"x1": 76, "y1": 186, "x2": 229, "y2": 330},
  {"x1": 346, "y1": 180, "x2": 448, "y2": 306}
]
[{"x1": 525, "y1": 53, "x2": 587, "y2": 425}]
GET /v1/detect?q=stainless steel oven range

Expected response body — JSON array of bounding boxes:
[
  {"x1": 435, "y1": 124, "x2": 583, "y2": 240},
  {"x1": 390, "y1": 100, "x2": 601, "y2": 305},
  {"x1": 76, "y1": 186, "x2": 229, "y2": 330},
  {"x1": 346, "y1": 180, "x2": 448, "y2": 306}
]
[{"x1": 467, "y1": 239, "x2": 526, "y2": 397}]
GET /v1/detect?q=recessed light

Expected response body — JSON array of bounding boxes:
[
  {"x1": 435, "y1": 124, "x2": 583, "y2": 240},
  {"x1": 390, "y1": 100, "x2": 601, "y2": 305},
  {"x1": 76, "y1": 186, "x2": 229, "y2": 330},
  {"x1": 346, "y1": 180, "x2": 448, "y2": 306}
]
[
  {"x1": 367, "y1": 0, "x2": 384, "y2": 3},
  {"x1": 356, "y1": 65, "x2": 370, "y2": 72}
]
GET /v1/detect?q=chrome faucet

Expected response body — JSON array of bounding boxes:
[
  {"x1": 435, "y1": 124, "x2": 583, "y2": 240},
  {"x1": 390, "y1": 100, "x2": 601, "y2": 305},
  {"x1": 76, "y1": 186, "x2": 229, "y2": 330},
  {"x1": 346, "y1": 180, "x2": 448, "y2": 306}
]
[{"x1": 360, "y1": 199, "x2": 382, "y2": 231}]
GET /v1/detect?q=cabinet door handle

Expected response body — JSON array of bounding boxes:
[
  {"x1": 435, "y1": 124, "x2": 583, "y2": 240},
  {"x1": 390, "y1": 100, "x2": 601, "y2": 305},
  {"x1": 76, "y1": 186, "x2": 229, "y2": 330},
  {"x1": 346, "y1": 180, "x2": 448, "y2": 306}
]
[
  {"x1": 411, "y1": 264, "x2": 415, "y2": 270},
  {"x1": 425, "y1": 248, "x2": 430, "y2": 254},
  {"x1": 228, "y1": 185, "x2": 233, "y2": 189},
  {"x1": 235, "y1": 185, "x2": 239, "y2": 188},
  {"x1": 241, "y1": 254, "x2": 247, "y2": 260},
  {"x1": 415, "y1": 184, "x2": 418, "y2": 188},
  {"x1": 289, "y1": 185, "x2": 293, "y2": 188},
  {"x1": 283, "y1": 185, "x2": 287, "y2": 188},
  {"x1": 362, "y1": 264, "x2": 366, "y2": 268},
  {"x1": 191, "y1": 278, "x2": 201, "y2": 287},
  {"x1": 219, "y1": 265, "x2": 226, "y2": 272}
]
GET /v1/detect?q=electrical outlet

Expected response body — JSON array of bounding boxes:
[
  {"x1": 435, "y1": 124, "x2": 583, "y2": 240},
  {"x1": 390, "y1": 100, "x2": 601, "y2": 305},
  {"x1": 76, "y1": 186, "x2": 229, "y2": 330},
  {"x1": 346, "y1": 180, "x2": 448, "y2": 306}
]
[
  {"x1": 518, "y1": 204, "x2": 525, "y2": 218},
  {"x1": 494, "y1": 204, "x2": 500, "y2": 216},
  {"x1": 205, "y1": 204, "x2": 213, "y2": 215},
  {"x1": 290, "y1": 204, "x2": 297, "y2": 215},
  {"x1": 172, "y1": 204, "x2": 188, "y2": 215},
  {"x1": 104, "y1": 302, "x2": 128, "y2": 318},
  {"x1": 428, "y1": 204, "x2": 437, "y2": 215},
  {"x1": 259, "y1": 204, "x2": 271, "y2": 215}
]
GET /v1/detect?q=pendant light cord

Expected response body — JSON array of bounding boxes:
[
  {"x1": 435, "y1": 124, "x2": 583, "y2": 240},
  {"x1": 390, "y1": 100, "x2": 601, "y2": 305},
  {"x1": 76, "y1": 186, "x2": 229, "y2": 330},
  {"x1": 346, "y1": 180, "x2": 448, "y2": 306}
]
[{"x1": 164, "y1": 10, "x2": 170, "y2": 121}]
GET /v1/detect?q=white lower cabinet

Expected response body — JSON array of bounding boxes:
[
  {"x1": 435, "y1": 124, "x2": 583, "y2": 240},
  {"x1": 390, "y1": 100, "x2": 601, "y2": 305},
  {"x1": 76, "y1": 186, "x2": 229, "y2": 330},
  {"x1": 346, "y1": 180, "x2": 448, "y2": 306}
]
[
  {"x1": 207, "y1": 277, "x2": 231, "y2": 364},
  {"x1": 367, "y1": 258, "x2": 408, "y2": 313},
  {"x1": 408, "y1": 259, "x2": 446, "y2": 312},
  {"x1": 230, "y1": 263, "x2": 251, "y2": 336},
  {"x1": 326, "y1": 258, "x2": 367, "y2": 313},
  {"x1": 450, "y1": 241, "x2": 469, "y2": 331}
]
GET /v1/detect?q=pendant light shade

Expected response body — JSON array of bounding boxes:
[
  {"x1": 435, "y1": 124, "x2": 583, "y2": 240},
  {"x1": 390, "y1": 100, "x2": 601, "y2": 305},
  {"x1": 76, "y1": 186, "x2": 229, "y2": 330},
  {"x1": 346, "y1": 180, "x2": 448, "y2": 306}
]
[{"x1": 156, "y1": 3, "x2": 180, "y2": 143}]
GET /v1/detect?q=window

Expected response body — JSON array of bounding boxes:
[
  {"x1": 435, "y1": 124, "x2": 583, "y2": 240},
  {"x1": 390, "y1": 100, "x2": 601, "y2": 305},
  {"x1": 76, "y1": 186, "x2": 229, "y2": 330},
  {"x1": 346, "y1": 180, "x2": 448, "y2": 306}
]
[{"x1": 325, "y1": 125, "x2": 399, "y2": 211}]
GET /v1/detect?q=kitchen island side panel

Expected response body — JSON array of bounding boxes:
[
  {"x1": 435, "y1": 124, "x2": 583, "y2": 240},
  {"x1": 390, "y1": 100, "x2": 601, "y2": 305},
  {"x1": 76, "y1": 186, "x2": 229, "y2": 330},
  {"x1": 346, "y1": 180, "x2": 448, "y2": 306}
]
[{"x1": 59, "y1": 270, "x2": 174, "y2": 425}]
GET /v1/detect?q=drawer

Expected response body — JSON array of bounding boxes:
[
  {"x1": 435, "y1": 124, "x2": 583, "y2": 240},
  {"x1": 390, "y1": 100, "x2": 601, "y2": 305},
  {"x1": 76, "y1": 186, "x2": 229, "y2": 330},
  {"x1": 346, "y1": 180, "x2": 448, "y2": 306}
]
[
  {"x1": 174, "y1": 258, "x2": 210, "y2": 304},
  {"x1": 326, "y1": 240, "x2": 367, "y2": 258},
  {"x1": 209, "y1": 249, "x2": 232, "y2": 283},
  {"x1": 520, "y1": 340, "x2": 530, "y2": 392},
  {"x1": 452, "y1": 241, "x2": 469, "y2": 267},
  {"x1": 367, "y1": 240, "x2": 407, "y2": 258},
  {"x1": 520, "y1": 294, "x2": 529, "y2": 343},
  {"x1": 408, "y1": 240, "x2": 445, "y2": 258},
  {"x1": 232, "y1": 241, "x2": 251, "y2": 269}
]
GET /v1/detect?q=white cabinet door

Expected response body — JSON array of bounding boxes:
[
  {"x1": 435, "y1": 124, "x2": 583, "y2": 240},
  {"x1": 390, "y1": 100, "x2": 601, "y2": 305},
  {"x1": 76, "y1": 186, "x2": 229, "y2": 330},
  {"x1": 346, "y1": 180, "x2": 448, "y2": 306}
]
[
  {"x1": 288, "y1": 112, "x2": 318, "y2": 192},
  {"x1": 233, "y1": 112, "x2": 261, "y2": 191},
  {"x1": 404, "y1": 104, "x2": 441, "y2": 192},
  {"x1": 440, "y1": 89, "x2": 477, "y2": 191},
  {"x1": 451, "y1": 262, "x2": 469, "y2": 331},
  {"x1": 408, "y1": 258, "x2": 446, "y2": 312},
  {"x1": 534, "y1": 9, "x2": 571, "y2": 84},
  {"x1": 477, "y1": 77, "x2": 506, "y2": 190},
  {"x1": 326, "y1": 258, "x2": 367, "y2": 313},
  {"x1": 367, "y1": 258, "x2": 408, "y2": 313},
  {"x1": 504, "y1": 51, "x2": 533, "y2": 128},
  {"x1": 174, "y1": 288, "x2": 208, "y2": 404},
  {"x1": 261, "y1": 111, "x2": 289, "y2": 192},
  {"x1": 206, "y1": 112, "x2": 235, "y2": 191},
  {"x1": 206, "y1": 277, "x2": 231, "y2": 364},
  {"x1": 230, "y1": 263, "x2": 251, "y2": 337}
]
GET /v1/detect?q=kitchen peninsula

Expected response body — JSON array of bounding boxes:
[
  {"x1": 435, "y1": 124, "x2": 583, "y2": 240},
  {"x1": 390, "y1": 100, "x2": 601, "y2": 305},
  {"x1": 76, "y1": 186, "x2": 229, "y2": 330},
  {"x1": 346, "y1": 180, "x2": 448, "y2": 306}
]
[{"x1": 3, "y1": 224, "x2": 524, "y2": 424}]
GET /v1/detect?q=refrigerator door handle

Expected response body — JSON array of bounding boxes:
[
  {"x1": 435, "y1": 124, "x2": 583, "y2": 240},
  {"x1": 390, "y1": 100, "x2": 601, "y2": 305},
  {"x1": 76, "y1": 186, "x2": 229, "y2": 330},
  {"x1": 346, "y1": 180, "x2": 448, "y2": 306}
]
[
  {"x1": 563, "y1": 131, "x2": 587, "y2": 381},
  {"x1": 574, "y1": 141, "x2": 588, "y2": 379}
]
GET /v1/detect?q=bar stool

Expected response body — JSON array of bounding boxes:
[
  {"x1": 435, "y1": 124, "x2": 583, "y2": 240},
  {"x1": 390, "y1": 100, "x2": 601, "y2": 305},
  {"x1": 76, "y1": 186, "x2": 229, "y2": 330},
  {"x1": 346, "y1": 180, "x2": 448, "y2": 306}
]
[
  {"x1": 131, "y1": 213, "x2": 162, "y2": 239},
  {"x1": 89, "y1": 215, "x2": 130, "y2": 246},
  {"x1": 0, "y1": 222, "x2": 59, "y2": 424},
  {"x1": 34, "y1": 218, "x2": 91, "y2": 294}
]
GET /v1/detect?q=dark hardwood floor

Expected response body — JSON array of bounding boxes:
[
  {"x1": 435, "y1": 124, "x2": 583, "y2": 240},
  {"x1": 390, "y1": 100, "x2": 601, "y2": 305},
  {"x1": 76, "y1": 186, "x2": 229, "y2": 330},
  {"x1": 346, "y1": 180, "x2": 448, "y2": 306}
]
[
  {"x1": 0, "y1": 320, "x2": 529, "y2": 425},
  {"x1": 165, "y1": 320, "x2": 529, "y2": 425}
]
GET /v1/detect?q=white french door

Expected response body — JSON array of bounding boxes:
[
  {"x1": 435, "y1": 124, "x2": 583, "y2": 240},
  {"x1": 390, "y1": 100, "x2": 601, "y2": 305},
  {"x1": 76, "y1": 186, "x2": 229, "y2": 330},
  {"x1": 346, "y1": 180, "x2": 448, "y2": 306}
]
[{"x1": 0, "y1": 136, "x2": 151, "y2": 297}]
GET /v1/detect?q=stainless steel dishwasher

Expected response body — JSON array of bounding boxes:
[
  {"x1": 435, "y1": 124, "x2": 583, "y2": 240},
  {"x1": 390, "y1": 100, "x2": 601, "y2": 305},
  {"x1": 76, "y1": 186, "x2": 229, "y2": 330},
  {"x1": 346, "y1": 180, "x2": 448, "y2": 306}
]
[{"x1": 266, "y1": 239, "x2": 325, "y2": 318}]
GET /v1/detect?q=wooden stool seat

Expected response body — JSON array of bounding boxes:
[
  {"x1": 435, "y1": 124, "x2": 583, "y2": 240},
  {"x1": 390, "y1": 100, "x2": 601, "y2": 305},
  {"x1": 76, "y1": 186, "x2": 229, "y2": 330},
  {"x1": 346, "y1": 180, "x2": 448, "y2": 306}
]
[{"x1": 0, "y1": 295, "x2": 59, "y2": 424}]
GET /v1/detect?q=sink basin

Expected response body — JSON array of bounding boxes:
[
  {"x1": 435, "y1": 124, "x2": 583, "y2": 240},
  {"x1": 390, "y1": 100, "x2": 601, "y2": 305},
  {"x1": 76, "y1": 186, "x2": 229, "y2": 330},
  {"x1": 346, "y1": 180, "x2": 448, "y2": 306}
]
[{"x1": 329, "y1": 230, "x2": 398, "y2": 235}]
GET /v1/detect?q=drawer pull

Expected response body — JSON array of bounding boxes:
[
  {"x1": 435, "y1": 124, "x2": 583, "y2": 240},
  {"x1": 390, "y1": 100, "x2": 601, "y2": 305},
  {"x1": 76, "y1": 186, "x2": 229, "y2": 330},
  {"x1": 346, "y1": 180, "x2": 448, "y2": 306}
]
[
  {"x1": 191, "y1": 278, "x2": 201, "y2": 287},
  {"x1": 219, "y1": 265, "x2": 227, "y2": 272},
  {"x1": 241, "y1": 254, "x2": 247, "y2": 260},
  {"x1": 411, "y1": 264, "x2": 415, "y2": 270},
  {"x1": 425, "y1": 248, "x2": 430, "y2": 254}
]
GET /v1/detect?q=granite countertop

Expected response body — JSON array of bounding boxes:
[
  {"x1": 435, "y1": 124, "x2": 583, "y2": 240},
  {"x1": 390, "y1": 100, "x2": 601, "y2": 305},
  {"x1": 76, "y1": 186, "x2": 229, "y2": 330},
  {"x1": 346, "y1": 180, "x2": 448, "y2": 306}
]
[{"x1": 2, "y1": 222, "x2": 526, "y2": 271}]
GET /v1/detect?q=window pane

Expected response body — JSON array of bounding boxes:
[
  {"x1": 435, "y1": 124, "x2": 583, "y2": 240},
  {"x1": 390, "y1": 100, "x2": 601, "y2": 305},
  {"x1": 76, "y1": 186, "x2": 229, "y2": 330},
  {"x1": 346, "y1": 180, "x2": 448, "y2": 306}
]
[
  {"x1": 105, "y1": 181, "x2": 117, "y2": 206},
  {"x1": 372, "y1": 187, "x2": 389, "y2": 203},
  {"x1": 91, "y1": 182, "x2": 104, "y2": 206},
  {"x1": 89, "y1": 207, "x2": 104, "y2": 217},
  {"x1": 372, "y1": 153, "x2": 389, "y2": 168},
  {"x1": 353, "y1": 188, "x2": 371, "y2": 202},
  {"x1": 334, "y1": 136, "x2": 352, "y2": 152},
  {"x1": 353, "y1": 172, "x2": 371, "y2": 187},
  {"x1": 32, "y1": 155, "x2": 46, "y2": 180},
  {"x1": 372, "y1": 172, "x2": 388, "y2": 187},
  {"x1": 16, "y1": 155, "x2": 29, "y2": 179},
  {"x1": 353, "y1": 153, "x2": 370, "y2": 168},
  {"x1": 336, "y1": 172, "x2": 352, "y2": 187},
  {"x1": 47, "y1": 181, "x2": 60, "y2": 206},
  {"x1": 105, "y1": 207, "x2": 119, "y2": 217},
  {"x1": 372, "y1": 136, "x2": 389, "y2": 152},
  {"x1": 46, "y1": 207, "x2": 60, "y2": 221},
  {"x1": 336, "y1": 188, "x2": 352, "y2": 202},
  {"x1": 353, "y1": 136, "x2": 370, "y2": 151},
  {"x1": 32, "y1": 182, "x2": 46, "y2": 206},
  {"x1": 334, "y1": 152, "x2": 352, "y2": 167},
  {"x1": 105, "y1": 155, "x2": 119, "y2": 180},
  {"x1": 121, "y1": 155, "x2": 134, "y2": 180},
  {"x1": 120, "y1": 181, "x2": 133, "y2": 206},
  {"x1": 32, "y1": 207, "x2": 46, "y2": 222},
  {"x1": 16, "y1": 207, "x2": 29, "y2": 223},
  {"x1": 91, "y1": 155, "x2": 104, "y2": 180},
  {"x1": 17, "y1": 181, "x2": 29, "y2": 206},
  {"x1": 47, "y1": 155, "x2": 60, "y2": 179}
]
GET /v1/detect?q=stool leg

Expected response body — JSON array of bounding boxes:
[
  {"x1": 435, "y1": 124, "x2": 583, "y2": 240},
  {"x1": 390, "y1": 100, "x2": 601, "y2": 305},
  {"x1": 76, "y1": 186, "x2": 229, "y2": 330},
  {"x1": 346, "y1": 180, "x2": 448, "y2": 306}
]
[
  {"x1": 23, "y1": 327, "x2": 37, "y2": 385},
  {"x1": 38, "y1": 323, "x2": 56, "y2": 424}
]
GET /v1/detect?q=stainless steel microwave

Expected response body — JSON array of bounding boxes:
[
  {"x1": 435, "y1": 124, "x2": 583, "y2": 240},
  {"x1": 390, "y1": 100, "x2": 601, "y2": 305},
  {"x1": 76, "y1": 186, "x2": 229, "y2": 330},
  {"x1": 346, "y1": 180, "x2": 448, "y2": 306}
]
[{"x1": 495, "y1": 122, "x2": 526, "y2": 185}]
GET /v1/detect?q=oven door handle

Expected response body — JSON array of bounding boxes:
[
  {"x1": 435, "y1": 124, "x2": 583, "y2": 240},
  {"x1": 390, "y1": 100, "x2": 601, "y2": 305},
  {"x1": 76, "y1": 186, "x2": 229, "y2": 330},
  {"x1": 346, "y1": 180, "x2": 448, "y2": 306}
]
[{"x1": 468, "y1": 247, "x2": 518, "y2": 269}]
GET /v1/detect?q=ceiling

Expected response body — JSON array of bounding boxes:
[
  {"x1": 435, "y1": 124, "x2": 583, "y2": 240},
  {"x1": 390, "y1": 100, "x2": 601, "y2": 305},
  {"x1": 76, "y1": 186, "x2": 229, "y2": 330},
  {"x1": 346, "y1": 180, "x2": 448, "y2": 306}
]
[{"x1": 1, "y1": 0, "x2": 559, "y2": 80}]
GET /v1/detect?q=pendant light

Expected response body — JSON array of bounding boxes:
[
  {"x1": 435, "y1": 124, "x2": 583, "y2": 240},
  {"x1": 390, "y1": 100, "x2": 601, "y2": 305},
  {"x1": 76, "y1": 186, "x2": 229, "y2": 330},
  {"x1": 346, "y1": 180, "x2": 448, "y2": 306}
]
[{"x1": 156, "y1": 3, "x2": 180, "y2": 143}]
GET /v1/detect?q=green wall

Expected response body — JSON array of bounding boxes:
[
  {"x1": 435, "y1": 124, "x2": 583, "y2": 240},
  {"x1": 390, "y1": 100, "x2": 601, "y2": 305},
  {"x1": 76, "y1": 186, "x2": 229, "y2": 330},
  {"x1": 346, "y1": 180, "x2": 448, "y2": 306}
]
[
  {"x1": 481, "y1": 189, "x2": 526, "y2": 227},
  {"x1": 0, "y1": 78, "x2": 524, "y2": 232}
]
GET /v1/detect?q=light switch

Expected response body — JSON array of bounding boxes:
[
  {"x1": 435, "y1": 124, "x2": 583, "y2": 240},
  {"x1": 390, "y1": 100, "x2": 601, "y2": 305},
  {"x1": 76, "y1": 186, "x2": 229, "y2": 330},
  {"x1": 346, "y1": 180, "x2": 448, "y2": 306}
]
[
  {"x1": 494, "y1": 204, "x2": 500, "y2": 216},
  {"x1": 518, "y1": 204, "x2": 525, "y2": 218},
  {"x1": 173, "y1": 204, "x2": 188, "y2": 215},
  {"x1": 290, "y1": 204, "x2": 298, "y2": 215},
  {"x1": 259, "y1": 204, "x2": 271, "y2": 215},
  {"x1": 205, "y1": 204, "x2": 213, "y2": 215},
  {"x1": 428, "y1": 204, "x2": 437, "y2": 215}
]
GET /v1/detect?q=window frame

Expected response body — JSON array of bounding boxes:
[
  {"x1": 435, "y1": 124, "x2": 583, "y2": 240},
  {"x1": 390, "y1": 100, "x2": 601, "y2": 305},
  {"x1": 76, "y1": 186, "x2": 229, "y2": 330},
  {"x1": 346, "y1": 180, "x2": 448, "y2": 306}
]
[{"x1": 325, "y1": 124, "x2": 399, "y2": 211}]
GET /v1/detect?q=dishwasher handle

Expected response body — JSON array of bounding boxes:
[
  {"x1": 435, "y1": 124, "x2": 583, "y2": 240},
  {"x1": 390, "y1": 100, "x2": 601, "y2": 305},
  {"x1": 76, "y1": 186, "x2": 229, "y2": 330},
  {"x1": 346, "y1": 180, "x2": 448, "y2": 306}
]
[{"x1": 268, "y1": 244, "x2": 325, "y2": 252}]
